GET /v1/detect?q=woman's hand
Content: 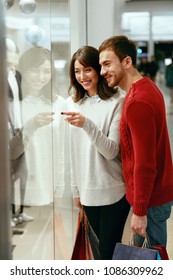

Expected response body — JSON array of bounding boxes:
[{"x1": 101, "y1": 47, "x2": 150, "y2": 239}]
[
  {"x1": 61, "y1": 112, "x2": 86, "y2": 128},
  {"x1": 73, "y1": 197, "x2": 82, "y2": 209},
  {"x1": 33, "y1": 112, "x2": 54, "y2": 128}
]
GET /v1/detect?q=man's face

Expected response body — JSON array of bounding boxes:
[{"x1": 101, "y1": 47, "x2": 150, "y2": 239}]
[{"x1": 99, "y1": 50, "x2": 125, "y2": 88}]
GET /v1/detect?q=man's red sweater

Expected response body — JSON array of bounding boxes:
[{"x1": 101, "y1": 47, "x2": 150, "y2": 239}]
[{"x1": 120, "y1": 77, "x2": 173, "y2": 216}]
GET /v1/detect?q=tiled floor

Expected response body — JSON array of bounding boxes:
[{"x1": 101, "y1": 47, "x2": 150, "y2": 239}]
[{"x1": 12, "y1": 77, "x2": 173, "y2": 260}]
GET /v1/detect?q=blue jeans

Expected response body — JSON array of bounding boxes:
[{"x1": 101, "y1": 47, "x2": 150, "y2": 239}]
[{"x1": 134, "y1": 201, "x2": 173, "y2": 247}]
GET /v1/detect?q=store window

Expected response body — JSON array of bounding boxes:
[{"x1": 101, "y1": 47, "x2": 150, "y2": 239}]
[{"x1": 5, "y1": 0, "x2": 74, "y2": 260}]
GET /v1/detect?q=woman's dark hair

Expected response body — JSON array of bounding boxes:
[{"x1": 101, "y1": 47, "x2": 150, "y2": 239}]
[
  {"x1": 68, "y1": 45, "x2": 117, "y2": 102},
  {"x1": 18, "y1": 46, "x2": 51, "y2": 71},
  {"x1": 99, "y1": 35, "x2": 137, "y2": 67}
]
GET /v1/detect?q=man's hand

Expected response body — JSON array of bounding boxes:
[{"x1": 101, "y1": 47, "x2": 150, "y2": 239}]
[{"x1": 131, "y1": 213, "x2": 147, "y2": 237}]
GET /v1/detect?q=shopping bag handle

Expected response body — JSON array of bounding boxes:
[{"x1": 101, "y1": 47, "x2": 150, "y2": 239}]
[{"x1": 129, "y1": 233, "x2": 151, "y2": 248}]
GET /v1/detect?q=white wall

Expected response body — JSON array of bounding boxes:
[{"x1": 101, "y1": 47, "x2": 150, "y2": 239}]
[
  {"x1": 69, "y1": 0, "x2": 126, "y2": 50},
  {"x1": 69, "y1": 0, "x2": 87, "y2": 55},
  {"x1": 87, "y1": 0, "x2": 117, "y2": 48}
]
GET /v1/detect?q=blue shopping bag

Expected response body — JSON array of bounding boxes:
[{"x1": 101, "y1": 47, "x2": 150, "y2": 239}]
[{"x1": 112, "y1": 234, "x2": 161, "y2": 260}]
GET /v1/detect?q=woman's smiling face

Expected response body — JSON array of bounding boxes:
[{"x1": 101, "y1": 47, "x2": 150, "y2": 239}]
[
  {"x1": 74, "y1": 59, "x2": 99, "y2": 96},
  {"x1": 24, "y1": 59, "x2": 51, "y2": 93}
]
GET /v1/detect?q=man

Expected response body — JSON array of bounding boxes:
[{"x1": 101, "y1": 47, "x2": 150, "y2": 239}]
[{"x1": 99, "y1": 35, "x2": 173, "y2": 246}]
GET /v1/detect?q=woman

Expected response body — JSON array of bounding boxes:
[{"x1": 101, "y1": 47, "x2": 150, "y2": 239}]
[
  {"x1": 18, "y1": 46, "x2": 65, "y2": 206},
  {"x1": 63, "y1": 46, "x2": 130, "y2": 260}
]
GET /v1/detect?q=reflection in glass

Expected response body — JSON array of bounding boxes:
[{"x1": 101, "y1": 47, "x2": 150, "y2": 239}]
[
  {"x1": 5, "y1": 0, "x2": 14, "y2": 9},
  {"x1": 18, "y1": 46, "x2": 66, "y2": 206},
  {"x1": 6, "y1": 38, "x2": 34, "y2": 227},
  {"x1": 5, "y1": 0, "x2": 77, "y2": 260},
  {"x1": 19, "y1": 0, "x2": 36, "y2": 15}
]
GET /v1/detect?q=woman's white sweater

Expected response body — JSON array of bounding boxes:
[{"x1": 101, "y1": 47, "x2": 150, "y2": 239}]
[{"x1": 66, "y1": 90, "x2": 126, "y2": 206}]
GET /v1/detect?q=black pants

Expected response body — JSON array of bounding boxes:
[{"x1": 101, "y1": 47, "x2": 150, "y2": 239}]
[
  {"x1": 83, "y1": 195, "x2": 130, "y2": 260},
  {"x1": 11, "y1": 153, "x2": 27, "y2": 214}
]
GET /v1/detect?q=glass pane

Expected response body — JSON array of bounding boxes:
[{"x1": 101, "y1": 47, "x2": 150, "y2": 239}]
[
  {"x1": 5, "y1": 0, "x2": 73, "y2": 260},
  {"x1": 50, "y1": 1, "x2": 73, "y2": 260}
]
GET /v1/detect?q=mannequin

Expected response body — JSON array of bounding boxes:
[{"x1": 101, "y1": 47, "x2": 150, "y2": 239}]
[{"x1": 6, "y1": 38, "x2": 33, "y2": 226}]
